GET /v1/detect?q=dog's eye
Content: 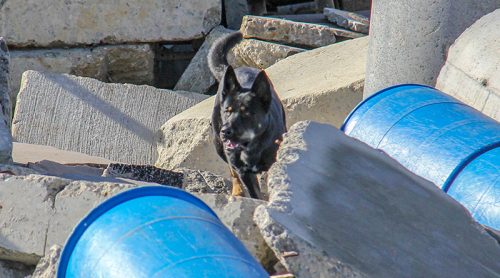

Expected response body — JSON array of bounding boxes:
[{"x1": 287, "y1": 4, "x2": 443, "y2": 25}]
[{"x1": 224, "y1": 107, "x2": 233, "y2": 114}]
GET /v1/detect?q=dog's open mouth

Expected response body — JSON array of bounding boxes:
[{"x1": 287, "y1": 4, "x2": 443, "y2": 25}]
[{"x1": 224, "y1": 140, "x2": 240, "y2": 150}]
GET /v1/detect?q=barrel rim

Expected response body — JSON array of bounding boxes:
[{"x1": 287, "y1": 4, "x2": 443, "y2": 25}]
[
  {"x1": 57, "y1": 185, "x2": 219, "y2": 277},
  {"x1": 341, "y1": 83, "x2": 436, "y2": 132}
]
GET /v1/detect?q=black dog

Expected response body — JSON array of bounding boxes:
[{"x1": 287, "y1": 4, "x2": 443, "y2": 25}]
[{"x1": 208, "y1": 31, "x2": 286, "y2": 199}]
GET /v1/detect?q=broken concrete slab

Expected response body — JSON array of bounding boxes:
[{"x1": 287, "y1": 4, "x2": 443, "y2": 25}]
[
  {"x1": 10, "y1": 44, "x2": 155, "y2": 101},
  {"x1": 12, "y1": 71, "x2": 208, "y2": 165},
  {"x1": 0, "y1": 38, "x2": 12, "y2": 164},
  {"x1": 0, "y1": 0, "x2": 221, "y2": 47},
  {"x1": 324, "y1": 8, "x2": 369, "y2": 34},
  {"x1": 174, "y1": 26, "x2": 233, "y2": 94},
  {"x1": 436, "y1": 9, "x2": 500, "y2": 122},
  {"x1": 0, "y1": 175, "x2": 70, "y2": 264},
  {"x1": 364, "y1": 0, "x2": 500, "y2": 97},
  {"x1": 156, "y1": 37, "x2": 368, "y2": 177},
  {"x1": 230, "y1": 39, "x2": 305, "y2": 69},
  {"x1": 240, "y1": 16, "x2": 364, "y2": 48},
  {"x1": 13, "y1": 143, "x2": 113, "y2": 165},
  {"x1": 195, "y1": 194, "x2": 277, "y2": 270},
  {"x1": 46, "y1": 180, "x2": 138, "y2": 250},
  {"x1": 254, "y1": 121, "x2": 500, "y2": 277},
  {"x1": 30, "y1": 245, "x2": 61, "y2": 278}
]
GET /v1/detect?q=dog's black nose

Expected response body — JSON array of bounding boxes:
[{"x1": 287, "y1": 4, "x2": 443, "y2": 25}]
[{"x1": 221, "y1": 127, "x2": 233, "y2": 138}]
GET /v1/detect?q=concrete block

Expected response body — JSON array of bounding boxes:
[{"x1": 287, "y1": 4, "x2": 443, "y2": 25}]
[
  {"x1": 0, "y1": 0, "x2": 221, "y2": 47},
  {"x1": 323, "y1": 7, "x2": 369, "y2": 34},
  {"x1": 436, "y1": 9, "x2": 500, "y2": 122},
  {"x1": 10, "y1": 44, "x2": 155, "y2": 101},
  {"x1": 12, "y1": 71, "x2": 208, "y2": 164},
  {"x1": 175, "y1": 26, "x2": 233, "y2": 94},
  {"x1": 240, "y1": 16, "x2": 365, "y2": 48},
  {"x1": 225, "y1": 0, "x2": 267, "y2": 29},
  {"x1": 254, "y1": 121, "x2": 500, "y2": 277},
  {"x1": 13, "y1": 142, "x2": 113, "y2": 165},
  {"x1": 46, "y1": 181, "x2": 138, "y2": 249},
  {"x1": 364, "y1": 0, "x2": 500, "y2": 97},
  {"x1": 31, "y1": 245, "x2": 61, "y2": 278},
  {"x1": 156, "y1": 37, "x2": 368, "y2": 177},
  {"x1": 195, "y1": 194, "x2": 277, "y2": 269},
  {"x1": 230, "y1": 39, "x2": 305, "y2": 69},
  {"x1": 0, "y1": 175, "x2": 70, "y2": 264}
]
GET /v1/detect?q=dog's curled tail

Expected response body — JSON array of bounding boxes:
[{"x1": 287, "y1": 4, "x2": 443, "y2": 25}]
[{"x1": 207, "y1": 31, "x2": 243, "y2": 82}]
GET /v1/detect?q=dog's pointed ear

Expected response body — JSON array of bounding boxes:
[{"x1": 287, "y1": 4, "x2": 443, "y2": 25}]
[
  {"x1": 222, "y1": 65, "x2": 240, "y2": 98},
  {"x1": 252, "y1": 70, "x2": 272, "y2": 110}
]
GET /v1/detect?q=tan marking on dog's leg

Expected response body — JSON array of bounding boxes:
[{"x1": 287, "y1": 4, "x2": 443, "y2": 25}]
[{"x1": 230, "y1": 167, "x2": 244, "y2": 197}]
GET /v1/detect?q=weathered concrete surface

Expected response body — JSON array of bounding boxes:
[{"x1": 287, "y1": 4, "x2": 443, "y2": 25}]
[
  {"x1": 10, "y1": 44, "x2": 155, "y2": 100},
  {"x1": 195, "y1": 194, "x2": 277, "y2": 269},
  {"x1": 230, "y1": 39, "x2": 305, "y2": 69},
  {"x1": 0, "y1": 175, "x2": 70, "y2": 264},
  {"x1": 0, "y1": 38, "x2": 12, "y2": 164},
  {"x1": 12, "y1": 71, "x2": 208, "y2": 164},
  {"x1": 175, "y1": 26, "x2": 233, "y2": 94},
  {"x1": 0, "y1": 260, "x2": 34, "y2": 278},
  {"x1": 436, "y1": 9, "x2": 500, "y2": 122},
  {"x1": 324, "y1": 8, "x2": 369, "y2": 34},
  {"x1": 225, "y1": 0, "x2": 266, "y2": 29},
  {"x1": 241, "y1": 16, "x2": 364, "y2": 48},
  {"x1": 0, "y1": 0, "x2": 221, "y2": 47},
  {"x1": 30, "y1": 245, "x2": 61, "y2": 278},
  {"x1": 156, "y1": 37, "x2": 367, "y2": 177},
  {"x1": 364, "y1": 0, "x2": 500, "y2": 97},
  {"x1": 254, "y1": 121, "x2": 500, "y2": 277},
  {"x1": 13, "y1": 142, "x2": 113, "y2": 165},
  {"x1": 46, "y1": 181, "x2": 137, "y2": 250}
]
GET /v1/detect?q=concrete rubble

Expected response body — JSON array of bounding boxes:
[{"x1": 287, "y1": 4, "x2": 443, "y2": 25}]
[
  {"x1": 1, "y1": 1, "x2": 500, "y2": 277},
  {"x1": 255, "y1": 121, "x2": 500, "y2": 277}
]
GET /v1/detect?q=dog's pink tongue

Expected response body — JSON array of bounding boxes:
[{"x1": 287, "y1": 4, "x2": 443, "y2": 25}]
[{"x1": 226, "y1": 140, "x2": 238, "y2": 149}]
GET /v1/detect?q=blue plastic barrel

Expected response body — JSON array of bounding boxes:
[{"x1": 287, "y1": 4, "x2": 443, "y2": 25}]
[
  {"x1": 57, "y1": 186, "x2": 267, "y2": 278},
  {"x1": 341, "y1": 84, "x2": 500, "y2": 228}
]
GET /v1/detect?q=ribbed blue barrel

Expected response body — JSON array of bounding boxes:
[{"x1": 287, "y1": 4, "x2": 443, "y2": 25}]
[
  {"x1": 57, "y1": 186, "x2": 267, "y2": 278},
  {"x1": 341, "y1": 84, "x2": 500, "y2": 228}
]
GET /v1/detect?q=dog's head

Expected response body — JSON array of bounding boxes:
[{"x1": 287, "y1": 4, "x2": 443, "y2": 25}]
[{"x1": 219, "y1": 65, "x2": 273, "y2": 150}]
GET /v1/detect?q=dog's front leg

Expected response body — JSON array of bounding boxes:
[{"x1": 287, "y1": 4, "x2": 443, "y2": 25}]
[
  {"x1": 238, "y1": 172, "x2": 262, "y2": 199},
  {"x1": 229, "y1": 167, "x2": 244, "y2": 197}
]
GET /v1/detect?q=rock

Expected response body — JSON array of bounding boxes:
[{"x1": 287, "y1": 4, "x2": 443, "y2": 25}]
[
  {"x1": 0, "y1": 175, "x2": 70, "y2": 264},
  {"x1": 103, "y1": 163, "x2": 231, "y2": 194},
  {"x1": 174, "y1": 26, "x2": 233, "y2": 94},
  {"x1": 323, "y1": 8, "x2": 369, "y2": 34},
  {"x1": 0, "y1": 260, "x2": 34, "y2": 278},
  {"x1": 254, "y1": 121, "x2": 500, "y2": 277},
  {"x1": 436, "y1": 9, "x2": 500, "y2": 122},
  {"x1": 13, "y1": 142, "x2": 113, "y2": 165},
  {"x1": 0, "y1": 38, "x2": 12, "y2": 164},
  {"x1": 230, "y1": 39, "x2": 305, "y2": 69},
  {"x1": 12, "y1": 71, "x2": 208, "y2": 165},
  {"x1": 364, "y1": 0, "x2": 500, "y2": 97},
  {"x1": 156, "y1": 37, "x2": 367, "y2": 177},
  {"x1": 240, "y1": 16, "x2": 364, "y2": 48},
  {"x1": 0, "y1": 0, "x2": 221, "y2": 47},
  {"x1": 195, "y1": 194, "x2": 277, "y2": 270},
  {"x1": 30, "y1": 245, "x2": 61, "y2": 278},
  {"x1": 10, "y1": 44, "x2": 155, "y2": 101}
]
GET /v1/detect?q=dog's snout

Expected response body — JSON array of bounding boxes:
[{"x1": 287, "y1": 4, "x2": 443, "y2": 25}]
[{"x1": 221, "y1": 126, "x2": 233, "y2": 138}]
